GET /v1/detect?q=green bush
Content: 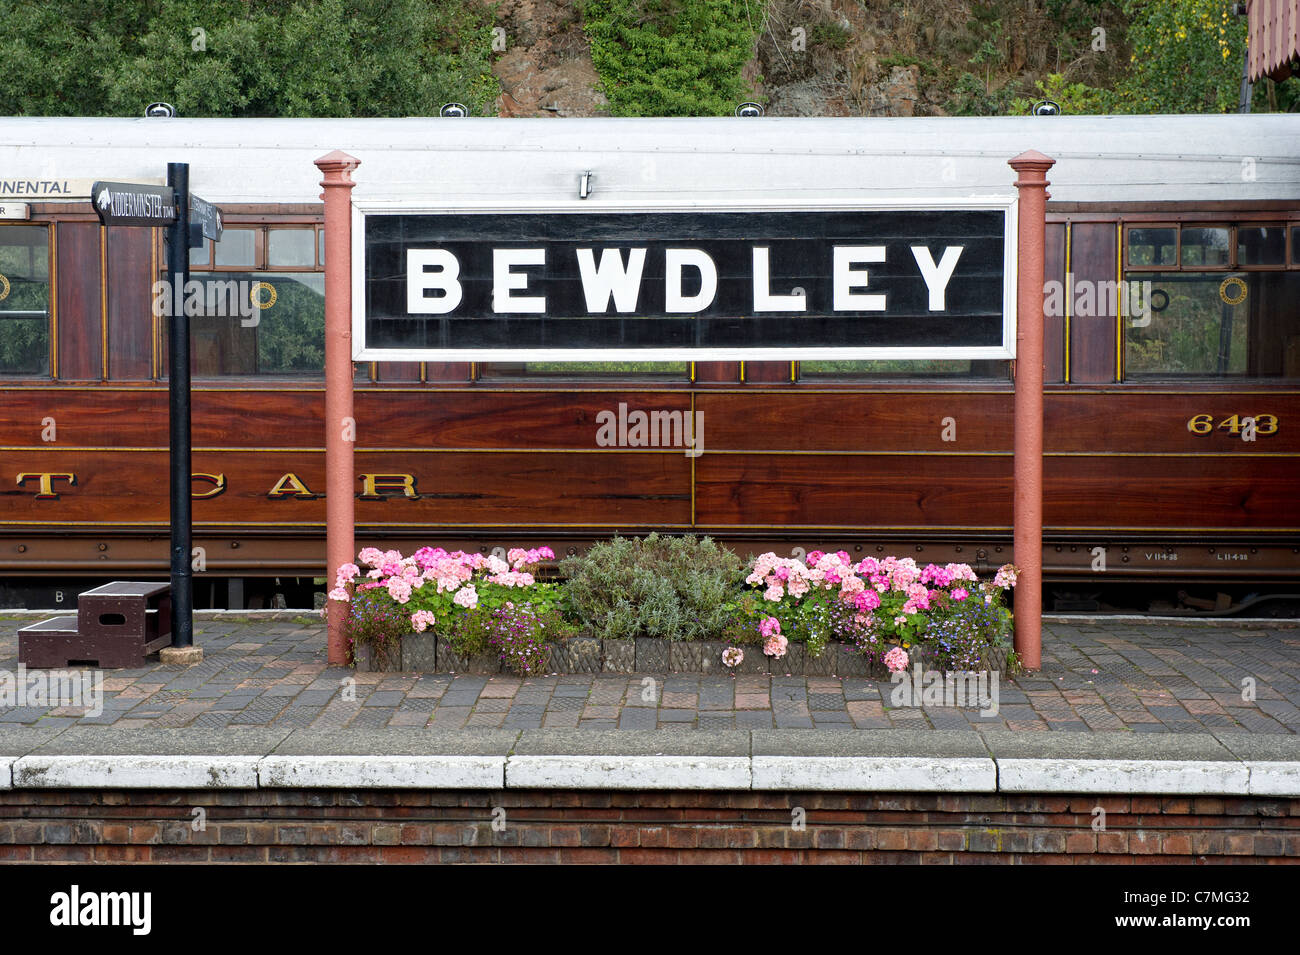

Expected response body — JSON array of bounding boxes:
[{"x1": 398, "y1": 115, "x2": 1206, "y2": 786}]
[
  {"x1": 581, "y1": 0, "x2": 763, "y2": 116},
  {"x1": 0, "y1": 0, "x2": 499, "y2": 118},
  {"x1": 560, "y1": 533, "x2": 743, "y2": 641},
  {"x1": 445, "y1": 604, "x2": 494, "y2": 656}
]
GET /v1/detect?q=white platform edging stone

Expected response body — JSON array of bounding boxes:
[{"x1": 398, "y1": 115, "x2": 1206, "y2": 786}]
[
  {"x1": 752, "y1": 756, "x2": 997, "y2": 792},
  {"x1": 11, "y1": 754, "x2": 260, "y2": 789},
  {"x1": 2, "y1": 752, "x2": 1297, "y2": 795},
  {"x1": 505, "y1": 755, "x2": 751, "y2": 790},
  {"x1": 259, "y1": 754, "x2": 505, "y2": 789},
  {"x1": 996, "y1": 758, "x2": 1252, "y2": 795},
  {"x1": 1244, "y1": 761, "x2": 1300, "y2": 796}
]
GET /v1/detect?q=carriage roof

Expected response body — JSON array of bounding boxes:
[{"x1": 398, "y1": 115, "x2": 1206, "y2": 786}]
[{"x1": 0, "y1": 114, "x2": 1296, "y2": 206}]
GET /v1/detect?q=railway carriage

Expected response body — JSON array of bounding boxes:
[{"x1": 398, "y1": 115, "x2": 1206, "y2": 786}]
[{"x1": 0, "y1": 115, "x2": 1297, "y2": 612}]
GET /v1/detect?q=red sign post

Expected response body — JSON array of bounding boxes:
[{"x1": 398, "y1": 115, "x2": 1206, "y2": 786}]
[
  {"x1": 316, "y1": 151, "x2": 360, "y2": 666},
  {"x1": 1009, "y1": 149, "x2": 1055, "y2": 671}
]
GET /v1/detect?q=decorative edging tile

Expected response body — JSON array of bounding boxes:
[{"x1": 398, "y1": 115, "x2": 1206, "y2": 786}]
[
  {"x1": 602, "y1": 638, "x2": 635, "y2": 673},
  {"x1": 354, "y1": 633, "x2": 997, "y2": 678},
  {"x1": 547, "y1": 637, "x2": 602, "y2": 674},
  {"x1": 432, "y1": 636, "x2": 500, "y2": 675},
  {"x1": 635, "y1": 637, "x2": 670, "y2": 672},
  {"x1": 669, "y1": 640, "x2": 727, "y2": 674}
]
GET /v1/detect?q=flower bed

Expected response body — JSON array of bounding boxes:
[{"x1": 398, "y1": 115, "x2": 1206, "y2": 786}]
[{"x1": 330, "y1": 536, "x2": 1019, "y2": 677}]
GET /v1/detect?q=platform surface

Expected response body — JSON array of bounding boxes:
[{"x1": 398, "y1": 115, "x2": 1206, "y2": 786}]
[{"x1": 0, "y1": 614, "x2": 1295, "y2": 792}]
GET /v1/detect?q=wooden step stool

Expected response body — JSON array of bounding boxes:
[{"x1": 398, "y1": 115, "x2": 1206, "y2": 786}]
[{"x1": 19, "y1": 581, "x2": 172, "y2": 669}]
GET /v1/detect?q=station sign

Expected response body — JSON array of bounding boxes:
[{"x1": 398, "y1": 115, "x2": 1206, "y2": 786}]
[
  {"x1": 92, "y1": 181, "x2": 177, "y2": 228},
  {"x1": 0, "y1": 178, "x2": 97, "y2": 198},
  {"x1": 354, "y1": 201, "x2": 1017, "y2": 361}
]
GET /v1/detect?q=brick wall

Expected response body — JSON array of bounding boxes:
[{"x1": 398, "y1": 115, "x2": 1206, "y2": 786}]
[{"x1": 1, "y1": 790, "x2": 1296, "y2": 863}]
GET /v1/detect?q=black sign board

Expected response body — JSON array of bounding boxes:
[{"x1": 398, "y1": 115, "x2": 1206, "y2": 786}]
[
  {"x1": 189, "y1": 193, "x2": 223, "y2": 243},
  {"x1": 91, "y1": 181, "x2": 176, "y2": 227},
  {"x1": 357, "y1": 207, "x2": 1014, "y2": 360}
]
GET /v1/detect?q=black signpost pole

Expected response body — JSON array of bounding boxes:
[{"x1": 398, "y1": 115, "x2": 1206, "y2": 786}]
[{"x1": 165, "y1": 162, "x2": 193, "y2": 650}]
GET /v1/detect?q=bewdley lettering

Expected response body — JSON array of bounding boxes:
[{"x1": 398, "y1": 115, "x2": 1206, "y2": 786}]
[{"x1": 407, "y1": 244, "x2": 965, "y2": 316}]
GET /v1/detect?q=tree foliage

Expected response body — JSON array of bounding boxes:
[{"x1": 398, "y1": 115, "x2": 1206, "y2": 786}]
[
  {"x1": 0, "y1": 0, "x2": 499, "y2": 117},
  {"x1": 1014, "y1": 1, "x2": 1297, "y2": 115},
  {"x1": 582, "y1": 0, "x2": 764, "y2": 116},
  {"x1": 1116, "y1": 0, "x2": 1246, "y2": 113}
]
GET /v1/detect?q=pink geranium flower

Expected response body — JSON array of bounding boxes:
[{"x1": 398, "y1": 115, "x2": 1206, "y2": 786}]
[
  {"x1": 386, "y1": 577, "x2": 413, "y2": 604},
  {"x1": 883, "y1": 646, "x2": 910, "y2": 673}
]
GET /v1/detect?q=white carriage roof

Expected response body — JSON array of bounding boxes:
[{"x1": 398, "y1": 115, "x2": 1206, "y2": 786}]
[{"x1": 0, "y1": 114, "x2": 1296, "y2": 206}]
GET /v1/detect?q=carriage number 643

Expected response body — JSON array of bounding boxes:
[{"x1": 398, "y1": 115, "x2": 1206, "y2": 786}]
[{"x1": 1186, "y1": 413, "x2": 1278, "y2": 435}]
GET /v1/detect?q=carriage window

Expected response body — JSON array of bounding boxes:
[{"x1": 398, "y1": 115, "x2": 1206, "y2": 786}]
[
  {"x1": 1291, "y1": 226, "x2": 1300, "y2": 266},
  {"x1": 164, "y1": 225, "x2": 324, "y2": 378},
  {"x1": 213, "y1": 228, "x2": 257, "y2": 268},
  {"x1": 1237, "y1": 226, "x2": 1286, "y2": 267},
  {"x1": 1179, "y1": 227, "x2": 1230, "y2": 268},
  {"x1": 799, "y1": 360, "x2": 1009, "y2": 379},
  {"x1": 267, "y1": 229, "x2": 316, "y2": 268},
  {"x1": 0, "y1": 225, "x2": 50, "y2": 377},
  {"x1": 163, "y1": 272, "x2": 324, "y2": 377},
  {"x1": 1126, "y1": 227, "x2": 1177, "y2": 267},
  {"x1": 1124, "y1": 271, "x2": 1300, "y2": 378},
  {"x1": 478, "y1": 361, "x2": 688, "y2": 378}
]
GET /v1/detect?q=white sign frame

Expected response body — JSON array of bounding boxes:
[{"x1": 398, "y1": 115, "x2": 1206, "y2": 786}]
[{"x1": 351, "y1": 196, "x2": 1019, "y2": 362}]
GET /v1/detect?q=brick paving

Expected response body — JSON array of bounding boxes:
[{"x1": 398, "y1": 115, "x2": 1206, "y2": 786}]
[{"x1": 0, "y1": 615, "x2": 1296, "y2": 734}]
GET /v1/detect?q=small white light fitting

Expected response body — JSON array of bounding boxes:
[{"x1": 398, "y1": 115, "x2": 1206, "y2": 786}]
[
  {"x1": 579, "y1": 171, "x2": 592, "y2": 200},
  {"x1": 735, "y1": 102, "x2": 764, "y2": 117},
  {"x1": 1031, "y1": 100, "x2": 1061, "y2": 116},
  {"x1": 440, "y1": 103, "x2": 469, "y2": 118},
  {"x1": 145, "y1": 102, "x2": 177, "y2": 118}
]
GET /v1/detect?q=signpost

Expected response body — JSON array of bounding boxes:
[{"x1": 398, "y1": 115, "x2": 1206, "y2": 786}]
[
  {"x1": 163, "y1": 163, "x2": 195, "y2": 660},
  {"x1": 93, "y1": 167, "x2": 219, "y2": 663},
  {"x1": 91, "y1": 181, "x2": 176, "y2": 228},
  {"x1": 189, "y1": 193, "x2": 223, "y2": 245}
]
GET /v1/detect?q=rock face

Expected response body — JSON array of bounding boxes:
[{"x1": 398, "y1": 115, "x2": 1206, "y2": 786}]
[
  {"x1": 492, "y1": 0, "x2": 608, "y2": 117},
  {"x1": 867, "y1": 65, "x2": 920, "y2": 116}
]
